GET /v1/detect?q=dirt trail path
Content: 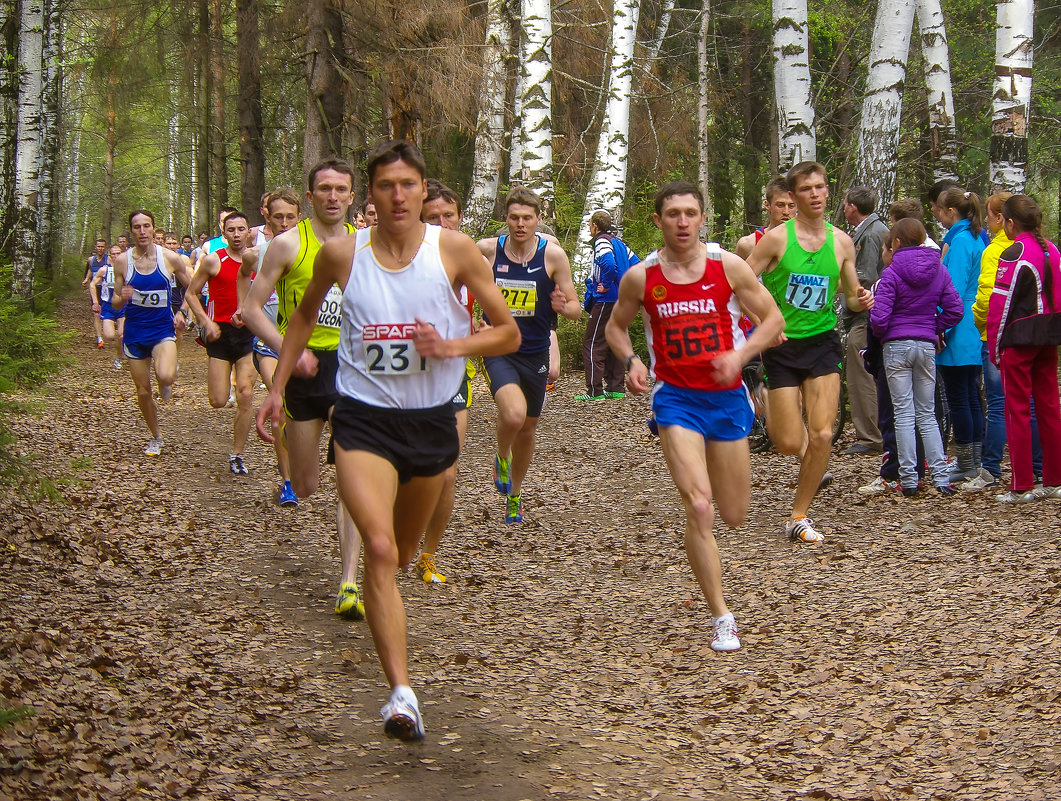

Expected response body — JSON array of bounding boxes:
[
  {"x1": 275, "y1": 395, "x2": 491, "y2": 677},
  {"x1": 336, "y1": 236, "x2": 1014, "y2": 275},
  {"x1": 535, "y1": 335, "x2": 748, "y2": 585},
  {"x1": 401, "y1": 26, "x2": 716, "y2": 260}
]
[{"x1": 2, "y1": 298, "x2": 1060, "y2": 800}]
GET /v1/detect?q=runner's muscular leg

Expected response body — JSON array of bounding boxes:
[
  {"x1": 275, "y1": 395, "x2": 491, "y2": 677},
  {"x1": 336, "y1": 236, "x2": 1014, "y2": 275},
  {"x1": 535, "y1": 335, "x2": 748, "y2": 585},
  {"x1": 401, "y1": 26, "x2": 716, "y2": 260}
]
[
  {"x1": 793, "y1": 373, "x2": 840, "y2": 517},
  {"x1": 332, "y1": 448, "x2": 409, "y2": 689},
  {"x1": 232, "y1": 355, "x2": 256, "y2": 455},
  {"x1": 257, "y1": 356, "x2": 292, "y2": 480},
  {"x1": 765, "y1": 385, "x2": 808, "y2": 457},
  {"x1": 493, "y1": 382, "x2": 528, "y2": 460},
  {"x1": 509, "y1": 415, "x2": 539, "y2": 495},
  {"x1": 207, "y1": 357, "x2": 234, "y2": 409},
  {"x1": 659, "y1": 425, "x2": 729, "y2": 618},
  {"x1": 127, "y1": 358, "x2": 160, "y2": 439},
  {"x1": 152, "y1": 341, "x2": 178, "y2": 401},
  {"x1": 705, "y1": 438, "x2": 752, "y2": 528},
  {"x1": 283, "y1": 416, "x2": 327, "y2": 498},
  {"x1": 421, "y1": 407, "x2": 468, "y2": 555}
]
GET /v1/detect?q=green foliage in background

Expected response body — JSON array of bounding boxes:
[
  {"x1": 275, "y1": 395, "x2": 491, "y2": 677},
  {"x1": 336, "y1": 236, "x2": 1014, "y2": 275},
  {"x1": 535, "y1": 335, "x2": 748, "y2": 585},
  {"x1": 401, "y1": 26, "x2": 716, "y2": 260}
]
[{"x1": 0, "y1": 263, "x2": 74, "y2": 496}]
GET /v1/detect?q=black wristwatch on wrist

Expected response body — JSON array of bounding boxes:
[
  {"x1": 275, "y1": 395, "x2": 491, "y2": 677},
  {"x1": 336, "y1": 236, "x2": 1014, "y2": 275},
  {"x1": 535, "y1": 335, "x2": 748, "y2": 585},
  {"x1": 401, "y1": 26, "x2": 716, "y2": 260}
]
[{"x1": 625, "y1": 354, "x2": 639, "y2": 371}]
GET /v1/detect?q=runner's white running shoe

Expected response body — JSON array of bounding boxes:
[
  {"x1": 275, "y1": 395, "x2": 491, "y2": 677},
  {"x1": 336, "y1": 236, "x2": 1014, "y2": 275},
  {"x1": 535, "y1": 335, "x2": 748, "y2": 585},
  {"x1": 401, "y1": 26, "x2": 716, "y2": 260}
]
[
  {"x1": 381, "y1": 686, "x2": 425, "y2": 741},
  {"x1": 711, "y1": 613, "x2": 741, "y2": 652}
]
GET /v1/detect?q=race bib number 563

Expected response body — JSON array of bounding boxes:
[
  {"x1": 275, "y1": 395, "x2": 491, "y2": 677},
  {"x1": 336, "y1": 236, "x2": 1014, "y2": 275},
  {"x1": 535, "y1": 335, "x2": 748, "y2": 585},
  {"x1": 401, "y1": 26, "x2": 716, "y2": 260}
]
[{"x1": 363, "y1": 323, "x2": 429, "y2": 375}]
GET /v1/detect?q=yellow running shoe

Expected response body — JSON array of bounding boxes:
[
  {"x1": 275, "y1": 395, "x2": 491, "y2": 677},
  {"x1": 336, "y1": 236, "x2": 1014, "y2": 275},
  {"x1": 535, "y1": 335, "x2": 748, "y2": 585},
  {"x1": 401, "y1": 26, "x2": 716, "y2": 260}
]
[
  {"x1": 335, "y1": 582, "x2": 365, "y2": 620},
  {"x1": 416, "y1": 553, "x2": 446, "y2": 584}
]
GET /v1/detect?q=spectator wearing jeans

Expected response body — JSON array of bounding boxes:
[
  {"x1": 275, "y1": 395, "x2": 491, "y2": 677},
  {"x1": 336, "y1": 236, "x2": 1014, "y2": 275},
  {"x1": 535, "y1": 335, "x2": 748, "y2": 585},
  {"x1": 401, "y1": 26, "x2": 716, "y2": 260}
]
[
  {"x1": 841, "y1": 186, "x2": 887, "y2": 454},
  {"x1": 870, "y1": 219, "x2": 963, "y2": 496}
]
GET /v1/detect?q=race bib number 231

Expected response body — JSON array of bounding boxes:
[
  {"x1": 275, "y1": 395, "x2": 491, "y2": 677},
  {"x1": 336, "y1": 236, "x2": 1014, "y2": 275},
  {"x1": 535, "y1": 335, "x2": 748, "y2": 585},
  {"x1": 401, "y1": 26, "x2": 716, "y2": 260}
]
[{"x1": 362, "y1": 323, "x2": 429, "y2": 375}]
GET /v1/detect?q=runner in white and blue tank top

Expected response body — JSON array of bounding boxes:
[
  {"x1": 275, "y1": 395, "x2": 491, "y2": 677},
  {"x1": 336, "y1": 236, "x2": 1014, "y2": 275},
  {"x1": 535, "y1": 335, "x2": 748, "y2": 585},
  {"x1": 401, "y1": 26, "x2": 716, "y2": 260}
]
[{"x1": 111, "y1": 210, "x2": 195, "y2": 457}]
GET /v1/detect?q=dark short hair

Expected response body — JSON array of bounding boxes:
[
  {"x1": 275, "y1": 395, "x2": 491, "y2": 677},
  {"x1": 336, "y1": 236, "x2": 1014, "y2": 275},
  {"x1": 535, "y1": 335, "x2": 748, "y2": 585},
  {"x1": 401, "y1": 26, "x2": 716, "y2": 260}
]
[
  {"x1": 845, "y1": 186, "x2": 878, "y2": 215},
  {"x1": 95, "y1": 238, "x2": 107, "y2": 246},
  {"x1": 590, "y1": 210, "x2": 613, "y2": 233},
  {"x1": 128, "y1": 210, "x2": 155, "y2": 228},
  {"x1": 505, "y1": 185, "x2": 541, "y2": 215},
  {"x1": 425, "y1": 179, "x2": 463, "y2": 214},
  {"x1": 653, "y1": 181, "x2": 703, "y2": 216},
  {"x1": 786, "y1": 161, "x2": 827, "y2": 192},
  {"x1": 307, "y1": 158, "x2": 356, "y2": 193},
  {"x1": 764, "y1": 177, "x2": 791, "y2": 204},
  {"x1": 366, "y1": 139, "x2": 426, "y2": 186},
  {"x1": 888, "y1": 198, "x2": 924, "y2": 222},
  {"x1": 222, "y1": 211, "x2": 249, "y2": 229}
]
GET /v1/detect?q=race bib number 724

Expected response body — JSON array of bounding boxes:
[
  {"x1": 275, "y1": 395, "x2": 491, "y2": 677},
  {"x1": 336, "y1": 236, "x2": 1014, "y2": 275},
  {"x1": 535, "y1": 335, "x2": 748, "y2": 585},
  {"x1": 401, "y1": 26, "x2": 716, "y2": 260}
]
[
  {"x1": 362, "y1": 323, "x2": 429, "y2": 375},
  {"x1": 785, "y1": 273, "x2": 829, "y2": 312}
]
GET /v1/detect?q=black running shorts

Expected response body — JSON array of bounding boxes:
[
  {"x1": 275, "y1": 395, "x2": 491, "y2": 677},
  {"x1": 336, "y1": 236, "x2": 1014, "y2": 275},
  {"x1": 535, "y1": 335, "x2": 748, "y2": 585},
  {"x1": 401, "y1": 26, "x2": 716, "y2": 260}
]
[
  {"x1": 482, "y1": 350, "x2": 549, "y2": 417},
  {"x1": 761, "y1": 328, "x2": 843, "y2": 389},
  {"x1": 205, "y1": 321, "x2": 255, "y2": 363},
  {"x1": 330, "y1": 396, "x2": 458, "y2": 484},
  {"x1": 284, "y1": 348, "x2": 340, "y2": 422}
]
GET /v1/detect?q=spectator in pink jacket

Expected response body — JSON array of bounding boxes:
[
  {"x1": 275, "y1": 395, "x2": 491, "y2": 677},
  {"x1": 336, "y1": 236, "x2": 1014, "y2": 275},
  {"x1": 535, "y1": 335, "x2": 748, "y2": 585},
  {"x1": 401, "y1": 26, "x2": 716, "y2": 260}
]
[{"x1": 985, "y1": 195, "x2": 1061, "y2": 503}]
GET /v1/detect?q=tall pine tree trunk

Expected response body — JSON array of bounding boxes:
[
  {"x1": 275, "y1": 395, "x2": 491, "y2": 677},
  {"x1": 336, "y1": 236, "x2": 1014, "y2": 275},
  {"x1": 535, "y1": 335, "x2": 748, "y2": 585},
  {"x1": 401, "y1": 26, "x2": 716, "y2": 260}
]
[
  {"x1": 916, "y1": 0, "x2": 958, "y2": 183},
  {"x1": 772, "y1": 0, "x2": 815, "y2": 168},
  {"x1": 210, "y1": 0, "x2": 227, "y2": 208},
  {"x1": 517, "y1": 0, "x2": 554, "y2": 214},
  {"x1": 577, "y1": 0, "x2": 640, "y2": 273},
  {"x1": 303, "y1": 0, "x2": 346, "y2": 174},
  {"x1": 12, "y1": 0, "x2": 45, "y2": 300},
  {"x1": 196, "y1": 0, "x2": 213, "y2": 232},
  {"x1": 854, "y1": 0, "x2": 915, "y2": 211},
  {"x1": 466, "y1": 0, "x2": 512, "y2": 235},
  {"x1": 237, "y1": 0, "x2": 264, "y2": 224},
  {"x1": 697, "y1": 0, "x2": 715, "y2": 235},
  {"x1": 990, "y1": 0, "x2": 1033, "y2": 193}
]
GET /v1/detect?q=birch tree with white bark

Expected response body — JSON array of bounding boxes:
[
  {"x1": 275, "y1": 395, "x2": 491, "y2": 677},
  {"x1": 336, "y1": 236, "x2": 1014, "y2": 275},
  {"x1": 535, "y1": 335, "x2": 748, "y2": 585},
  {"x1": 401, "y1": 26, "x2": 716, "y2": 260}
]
[
  {"x1": 854, "y1": 0, "x2": 916, "y2": 211},
  {"x1": 12, "y1": 0, "x2": 45, "y2": 300},
  {"x1": 990, "y1": 0, "x2": 1034, "y2": 193},
  {"x1": 515, "y1": 0, "x2": 554, "y2": 213},
  {"x1": 466, "y1": 0, "x2": 513, "y2": 234},
  {"x1": 576, "y1": 0, "x2": 641, "y2": 275},
  {"x1": 772, "y1": 0, "x2": 815, "y2": 168},
  {"x1": 915, "y1": 0, "x2": 959, "y2": 183},
  {"x1": 697, "y1": 0, "x2": 715, "y2": 234}
]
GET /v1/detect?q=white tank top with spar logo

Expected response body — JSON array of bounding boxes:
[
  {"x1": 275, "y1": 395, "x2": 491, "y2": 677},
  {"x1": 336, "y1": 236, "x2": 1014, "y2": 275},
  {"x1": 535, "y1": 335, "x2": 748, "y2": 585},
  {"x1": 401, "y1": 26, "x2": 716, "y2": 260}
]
[{"x1": 336, "y1": 224, "x2": 469, "y2": 409}]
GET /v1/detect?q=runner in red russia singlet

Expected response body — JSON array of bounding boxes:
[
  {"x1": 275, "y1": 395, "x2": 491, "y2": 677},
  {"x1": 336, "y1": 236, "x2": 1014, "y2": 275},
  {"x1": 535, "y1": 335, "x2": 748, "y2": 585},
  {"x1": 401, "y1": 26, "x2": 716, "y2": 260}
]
[{"x1": 642, "y1": 250, "x2": 746, "y2": 392}]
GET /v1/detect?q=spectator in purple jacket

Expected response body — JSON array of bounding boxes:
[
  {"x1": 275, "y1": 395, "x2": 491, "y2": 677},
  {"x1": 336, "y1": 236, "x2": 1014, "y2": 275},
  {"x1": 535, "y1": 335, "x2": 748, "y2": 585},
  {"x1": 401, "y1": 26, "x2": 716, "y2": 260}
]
[{"x1": 870, "y1": 218, "x2": 964, "y2": 497}]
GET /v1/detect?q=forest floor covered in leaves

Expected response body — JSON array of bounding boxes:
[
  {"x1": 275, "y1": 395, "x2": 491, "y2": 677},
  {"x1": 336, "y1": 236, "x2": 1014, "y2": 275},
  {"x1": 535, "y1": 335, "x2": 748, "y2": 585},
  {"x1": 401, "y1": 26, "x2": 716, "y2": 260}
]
[{"x1": 2, "y1": 297, "x2": 1061, "y2": 801}]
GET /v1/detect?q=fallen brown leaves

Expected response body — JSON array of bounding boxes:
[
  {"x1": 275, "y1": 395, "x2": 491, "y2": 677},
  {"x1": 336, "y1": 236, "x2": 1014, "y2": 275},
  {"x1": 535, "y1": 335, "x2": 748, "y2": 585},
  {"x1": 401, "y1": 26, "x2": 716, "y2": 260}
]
[{"x1": 1, "y1": 298, "x2": 1060, "y2": 800}]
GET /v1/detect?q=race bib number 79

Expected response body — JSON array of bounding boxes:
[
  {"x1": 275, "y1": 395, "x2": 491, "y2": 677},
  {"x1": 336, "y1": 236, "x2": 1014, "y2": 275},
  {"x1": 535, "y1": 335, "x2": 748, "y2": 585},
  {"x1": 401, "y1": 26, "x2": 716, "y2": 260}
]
[
  {"x1": 785, "y1": 273, "x2": 829, "y2": 312},
  {"x1": 131, "y1": 288, "x2": 167, "y2": 308},
  {"x1": 363, "y1": 323, "x2": 429, "y2": 375}
]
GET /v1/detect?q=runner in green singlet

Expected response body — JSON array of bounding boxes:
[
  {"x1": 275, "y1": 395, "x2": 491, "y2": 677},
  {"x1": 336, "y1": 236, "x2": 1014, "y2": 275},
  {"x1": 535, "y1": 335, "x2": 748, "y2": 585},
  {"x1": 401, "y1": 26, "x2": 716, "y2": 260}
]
[{"x1": 747, "y1": 161, "x2": 873, "y2": 545}]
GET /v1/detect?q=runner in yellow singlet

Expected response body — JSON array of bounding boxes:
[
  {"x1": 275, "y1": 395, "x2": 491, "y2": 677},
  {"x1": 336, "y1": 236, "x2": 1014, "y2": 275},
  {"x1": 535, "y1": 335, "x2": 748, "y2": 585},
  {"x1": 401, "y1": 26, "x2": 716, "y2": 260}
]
[{"x1": 241, "y1": 159, "x2": 366, "y2": 622}]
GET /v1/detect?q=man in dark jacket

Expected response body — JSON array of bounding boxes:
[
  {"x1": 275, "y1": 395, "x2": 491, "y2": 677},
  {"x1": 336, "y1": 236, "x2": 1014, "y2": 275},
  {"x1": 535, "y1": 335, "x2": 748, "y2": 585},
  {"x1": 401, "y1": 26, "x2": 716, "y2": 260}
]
[
  {"x1": 577, "y1": 211, "x2": 640, "y2": 400},
  {"x1": 842, "y1": 186, "x2": 888, "y2": 454}
]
